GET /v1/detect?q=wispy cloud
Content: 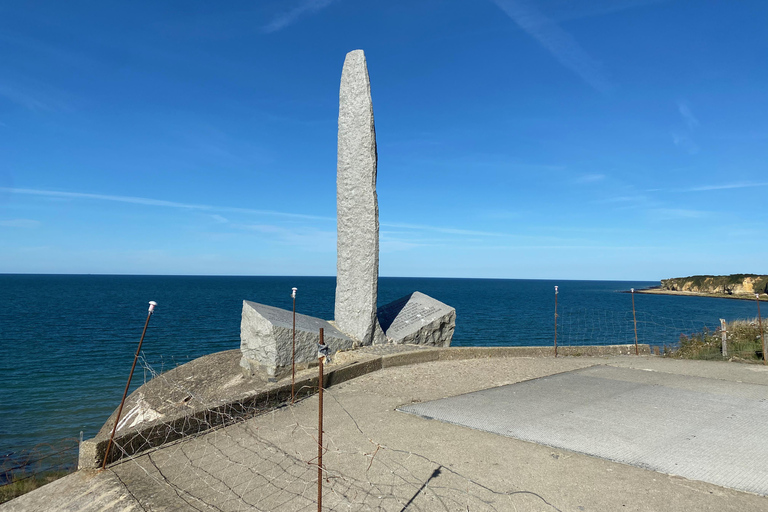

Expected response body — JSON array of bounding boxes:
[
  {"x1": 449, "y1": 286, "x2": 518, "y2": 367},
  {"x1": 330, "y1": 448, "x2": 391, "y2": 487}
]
[
  {"x1": 574, "y1": 173, "x2": 605, "y2": 183},
  {"x1": 0, "y1": 32, "x2": 94, "y2": 69},
  {"x1": 0, "y1": 74, "x2": 72, "y2": 112},
  {"x1": 471, "y1": 244, "x2": 660, "y2": 251},
  {"x1": 711, "y1": 131, "x2": 768, "y2": 141},
  {"x1": 381, "y1": 228, "x2": 625, "y2": 252},
  {"x1": 0, "y1": 187, "x2": 333, "y2": 221},
  {"x1": 672, "y1": 101, "x2": 699, "y2": 154},
  {"x1": 688, "y1": 181, "x2": 768, "y2": 192},
  {"x1": 262, "y1": 0, "x2": 338, "y2": 33},
  {"x1": 404, "y1": 154, "x2": 566, "y2": 173},
  {"x1": 671, "y1": 131, "x2": 699, "y2": 155},
  {"x1": 594, "y1": 194, "x2": 648, "y2": 204},
  {"x1": 677, "y1": 101, "x2": 699, "y2": 129},
  {"x1": 237, "y1": 223, "x2": 335, "y2": 251},
  {"x1": 0, "y1": 83, "x2": 49, "y2": 111},
  {"x1": 381, "y1": 239, "x2": 434, "y2": 252},
  {"x1": 649, "y1": 208, "x2": 709, "y2": 219},
  {"x1": 592, "y1": 193, "x2": 662, "y2": 212},
  {"x1": 492, "y1": 0, "x2": 613, "y2": 93},
  {"x1": 550, "y1": 0, "x2": 669, "y2": 23},
  {"x1": 0, "y1": 218, "x2": 40, "y2": 228},
  {"x1": 476, "y1": 209, "x2": 524, "y2": 220},
  {"x1": 381, "y1": 221, "x2": 507, "y2": 238}
]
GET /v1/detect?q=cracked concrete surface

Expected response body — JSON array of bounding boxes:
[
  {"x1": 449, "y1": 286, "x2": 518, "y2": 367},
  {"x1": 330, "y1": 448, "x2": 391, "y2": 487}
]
[{"x1": 4, "y1": 355, "x2": 767, "y2": 511}]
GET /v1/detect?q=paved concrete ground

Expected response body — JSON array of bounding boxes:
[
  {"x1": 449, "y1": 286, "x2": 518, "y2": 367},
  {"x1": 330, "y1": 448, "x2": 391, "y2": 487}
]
[
  {"x1": 400, "y1": 364, "x2": 768, "y2": 496},
  {"x1": 4, "y1": 355, "x2": 768, "y2": 511}
]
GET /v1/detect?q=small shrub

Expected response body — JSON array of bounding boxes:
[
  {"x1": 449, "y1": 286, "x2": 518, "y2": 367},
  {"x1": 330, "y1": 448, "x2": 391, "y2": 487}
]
[
  {"x1": 667, "y1": 319, "x2": 764, "y2": 362},
  {"x1": 0, "y1": 471, "x2": 71, "y2": 504}
]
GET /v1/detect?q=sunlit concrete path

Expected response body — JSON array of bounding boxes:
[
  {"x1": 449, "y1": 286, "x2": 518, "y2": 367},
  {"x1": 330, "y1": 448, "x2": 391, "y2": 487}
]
[{"x1": 4, "y1": 354, "x2": 768, "y2": 511}]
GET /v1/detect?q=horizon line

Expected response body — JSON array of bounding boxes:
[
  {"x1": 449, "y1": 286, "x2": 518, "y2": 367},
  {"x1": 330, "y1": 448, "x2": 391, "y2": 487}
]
[{"x1": 0, "y1": 272, "x2": 662, "y2": 282}]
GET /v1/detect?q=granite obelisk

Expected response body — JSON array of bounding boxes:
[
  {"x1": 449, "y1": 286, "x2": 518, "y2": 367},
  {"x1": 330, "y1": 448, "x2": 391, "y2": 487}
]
[
  {"x1": 335, "y1": 50, "x2": 381, "y2": 345},
  {"x1": 240, "y1": 49, "x2": 452, "y2": 379}
]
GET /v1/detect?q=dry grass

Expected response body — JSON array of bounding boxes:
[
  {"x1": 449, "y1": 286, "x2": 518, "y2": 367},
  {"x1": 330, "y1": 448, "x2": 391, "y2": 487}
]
[
  {"x1": 0, "y1": 470, "x2": 72, "y2": 504},
  {"x1": 668, "y1": 319, "x2": 765, "y2": 362}
]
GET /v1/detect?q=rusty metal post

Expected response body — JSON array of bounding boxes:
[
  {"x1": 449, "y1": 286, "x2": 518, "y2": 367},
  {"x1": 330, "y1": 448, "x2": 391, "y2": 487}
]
[
  {"x1": 631, "y1": 288, "x2": 639, "y2": 355},
  {"x1": 554, "y1": 286, "x2": 558, "y2": 357},
  {"x1": 757, "y1": 294, "x2": 765, "y2": 365},
  {"x1": 720, "y1": 318, "x2": 727, "y2": 357},
  {"x1": 102, "y1": 301, "x2": 157, "y2": 470},
  {"x1": 291, "y1": 287, "x2": 297, "y2": 403},
  {"x1": 317, "y1": 328, "x2": 324, "y2": 512}
]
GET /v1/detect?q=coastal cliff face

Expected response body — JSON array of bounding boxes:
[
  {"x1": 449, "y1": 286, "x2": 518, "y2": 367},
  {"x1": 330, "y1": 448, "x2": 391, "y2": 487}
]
[{"x1": 661, "y1": 274, "x2": 768, "y2": 296}]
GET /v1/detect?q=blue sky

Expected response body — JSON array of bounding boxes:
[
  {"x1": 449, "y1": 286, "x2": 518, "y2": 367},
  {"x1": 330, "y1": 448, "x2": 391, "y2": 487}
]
[{"x1": 1, "y1": 1, "x2": 766, "y2": 280}]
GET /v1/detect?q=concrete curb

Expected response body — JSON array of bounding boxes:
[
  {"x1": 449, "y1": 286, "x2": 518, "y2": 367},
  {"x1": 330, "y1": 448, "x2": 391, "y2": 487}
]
[{"x1": 79, "y1": 344, "x2": 649, "y2": 469}]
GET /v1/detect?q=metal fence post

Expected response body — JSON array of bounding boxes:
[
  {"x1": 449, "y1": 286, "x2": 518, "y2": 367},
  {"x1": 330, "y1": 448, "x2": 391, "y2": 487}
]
[
  {"x1": 291, "y1": 287, "x2": 297, "y2": 403},
  {"x1": 720, "y1": 318, "x2": 727, "y2": 357},
  {"x1": 757, "y1": 294, "x2": 765, "y2": 365},
  {"x1": 317, "y1": 327, "x2": 326, "y2": 512},
  {"x1": 631, "y1": 288, "x2": 639, "y2": 355},
  {"x1": 554, "y1": 286, "x2": 559, "y2": 357},
  {"x1": 102, "y1": 301, "x2": 157, "y2": 470}
]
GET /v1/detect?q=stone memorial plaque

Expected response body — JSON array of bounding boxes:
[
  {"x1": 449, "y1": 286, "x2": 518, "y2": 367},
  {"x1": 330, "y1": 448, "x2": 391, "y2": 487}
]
[
  {"x1": 240, "y1": 301, "x2": 355, "y2": 379},
  {"x1": 377, "y1": 292, "x2": 455, "y2": 346}
]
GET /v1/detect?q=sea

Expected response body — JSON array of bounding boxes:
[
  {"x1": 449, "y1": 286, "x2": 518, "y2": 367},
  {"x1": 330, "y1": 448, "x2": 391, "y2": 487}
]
[{"x1": 0, "y1": 274, "x2": 762, "y2": 476}]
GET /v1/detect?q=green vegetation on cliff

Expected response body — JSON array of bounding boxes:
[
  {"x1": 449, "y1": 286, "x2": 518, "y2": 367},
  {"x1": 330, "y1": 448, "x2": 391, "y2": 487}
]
[{"x1": 661, "y1": 274, "x2": 768, "y2": 296}]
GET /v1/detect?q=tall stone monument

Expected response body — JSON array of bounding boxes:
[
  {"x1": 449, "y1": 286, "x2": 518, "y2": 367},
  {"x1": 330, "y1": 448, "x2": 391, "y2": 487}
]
[
  {"x1": 240, "y1": 49, "x2": 454, "y2": 379},
  {"x1": 334, "y1": 50, "x2": 382, "y2": 345}
]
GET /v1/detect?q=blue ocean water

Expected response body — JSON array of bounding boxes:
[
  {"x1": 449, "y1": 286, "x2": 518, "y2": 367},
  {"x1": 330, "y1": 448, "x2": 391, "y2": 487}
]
[{"x1": 0, "y1": 275, "x2": 762, "y2": 472}]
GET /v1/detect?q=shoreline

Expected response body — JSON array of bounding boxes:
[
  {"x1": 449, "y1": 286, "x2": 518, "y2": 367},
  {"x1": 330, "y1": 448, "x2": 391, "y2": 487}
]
[{"x1": 633, "y1": 287, "x2": 767, "y2": 302}]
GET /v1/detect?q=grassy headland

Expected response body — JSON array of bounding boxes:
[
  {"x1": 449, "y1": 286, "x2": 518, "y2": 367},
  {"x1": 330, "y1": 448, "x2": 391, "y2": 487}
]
[{"x1": 638, "y1": 274, "x2": 768, "y2": 301}]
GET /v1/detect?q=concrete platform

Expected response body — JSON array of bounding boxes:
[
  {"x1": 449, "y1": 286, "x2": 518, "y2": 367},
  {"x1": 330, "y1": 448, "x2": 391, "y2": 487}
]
[
  {"x1": 3, "y1": 353, "x2": 768, "y2": 511},
  {"x1": 399, "y1": 365, "x2": 768, "y2": 496}
]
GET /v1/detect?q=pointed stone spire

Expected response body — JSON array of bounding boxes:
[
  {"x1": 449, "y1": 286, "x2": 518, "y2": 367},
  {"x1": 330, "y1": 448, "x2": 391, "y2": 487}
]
[{"x1": 334, "y1": 49, "x2": 381, "y2": 345}]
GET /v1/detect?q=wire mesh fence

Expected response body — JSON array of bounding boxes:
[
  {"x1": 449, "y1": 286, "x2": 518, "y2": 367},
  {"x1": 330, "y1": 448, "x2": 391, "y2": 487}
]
[
  {"x1": 0, "y1": 438, "x2": 79, "y2": 503},
  {"x1": 556, "y1": 306, "x2": 765, "y2": 362},
  {"x1": 556, "y1": 306, "x2": 717, "y2": 348},
  {"x1": 0, "y1": 440, "x2": 79, "y2": 486},
  {"x1": 2, "y1": 302, "x2": 765, "y2": 507},
  {"x1": 95, "y1": 307, "x2": 766, "y2": 511},
  {"x1": 102, "y1": 357, "x2": 563, "y2": 512}
]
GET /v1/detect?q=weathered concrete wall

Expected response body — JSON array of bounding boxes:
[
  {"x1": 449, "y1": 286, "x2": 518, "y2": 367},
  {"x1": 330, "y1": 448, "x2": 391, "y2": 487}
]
[{"x1": 80, "y1": 344, "x2": 650, "y2": 469}]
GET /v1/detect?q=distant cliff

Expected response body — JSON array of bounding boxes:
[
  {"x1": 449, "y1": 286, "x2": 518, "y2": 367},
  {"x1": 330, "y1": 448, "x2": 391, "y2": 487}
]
[{"x1": 661, "y1": 274, "x2": 768, "y2": 296}]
